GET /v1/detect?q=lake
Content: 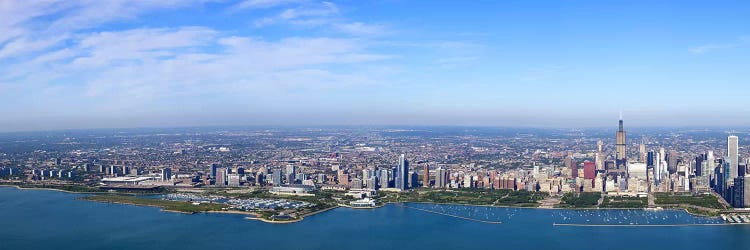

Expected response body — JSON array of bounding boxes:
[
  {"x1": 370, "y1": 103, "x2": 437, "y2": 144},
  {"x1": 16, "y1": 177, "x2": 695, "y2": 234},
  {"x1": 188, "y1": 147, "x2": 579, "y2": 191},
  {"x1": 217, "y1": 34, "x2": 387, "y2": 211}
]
[{"x1": 1, "y1": 187, "x2": 748, "y2": 250}]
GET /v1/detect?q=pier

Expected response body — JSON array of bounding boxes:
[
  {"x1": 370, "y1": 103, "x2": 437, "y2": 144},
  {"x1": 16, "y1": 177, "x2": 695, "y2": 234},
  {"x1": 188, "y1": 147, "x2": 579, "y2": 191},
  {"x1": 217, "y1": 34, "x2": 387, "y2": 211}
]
[
  {"x1": 553, "y1": 223, "x2": 735, "y2": 227},
  {"x1": 394, "y1": 203, "x2": 502, "y2": 224}
]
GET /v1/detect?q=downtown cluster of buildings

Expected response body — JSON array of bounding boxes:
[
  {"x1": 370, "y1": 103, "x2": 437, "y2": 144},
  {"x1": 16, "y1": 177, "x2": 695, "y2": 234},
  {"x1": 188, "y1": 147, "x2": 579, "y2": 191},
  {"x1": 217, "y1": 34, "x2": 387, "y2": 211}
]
[{"x1": 0, "y1": 124, "x2": 748, "y2": 208}]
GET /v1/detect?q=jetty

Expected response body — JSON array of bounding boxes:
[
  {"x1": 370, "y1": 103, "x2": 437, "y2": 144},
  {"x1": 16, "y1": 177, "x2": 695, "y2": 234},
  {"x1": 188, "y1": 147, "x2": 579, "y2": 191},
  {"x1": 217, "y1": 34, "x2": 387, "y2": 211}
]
[{"x1": 394, "y1": 203, "x2": 502, "y2": 224}]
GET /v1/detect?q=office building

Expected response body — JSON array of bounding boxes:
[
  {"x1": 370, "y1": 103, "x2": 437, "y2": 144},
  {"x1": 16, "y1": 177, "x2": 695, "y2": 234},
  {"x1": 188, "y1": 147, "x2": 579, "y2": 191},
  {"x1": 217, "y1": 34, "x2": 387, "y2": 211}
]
[
  {"x1": 396, "y1": 154, "x2": 409, "y2": 190},
  {"x1": 583, "y1": 161, "x2": 595, "y2": 179},
  {"x1": 216, "y1": 168, "x2": 227, "y2": 186},
  {"x1": 269, "y1": 169, "x2": 280, "y2": 187},
  {"x1": 616, "y1": 115, "x2": 627, "y2": 167},
  {"x1": 161, "y1": 167, "x2": 171, "y2": 181},
  {"x1": 728, "y1": 135, "x2": 739, "y2": 185},
  {"x1": 422, "y1": 164, "x2": 430, "y2": 187}
]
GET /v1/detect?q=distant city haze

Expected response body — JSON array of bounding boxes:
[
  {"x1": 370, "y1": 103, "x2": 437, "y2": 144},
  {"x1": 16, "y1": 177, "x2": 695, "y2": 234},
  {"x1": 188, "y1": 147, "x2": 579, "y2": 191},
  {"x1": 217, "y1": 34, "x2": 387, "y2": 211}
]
[{"x1": 2, "y1": 1, "x2": 750, "y2": 132}]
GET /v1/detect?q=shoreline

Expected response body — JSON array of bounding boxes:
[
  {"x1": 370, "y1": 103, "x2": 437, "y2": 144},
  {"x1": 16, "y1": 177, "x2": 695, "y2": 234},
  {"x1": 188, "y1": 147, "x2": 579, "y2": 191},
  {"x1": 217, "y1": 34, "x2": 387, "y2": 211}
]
[
  {"x1": 79, "y1": 197, "x2": 259, "y2": 216},
  {"x1": 245, "y1": 206, "x2": 340, "y2": 224},
  {"x1": 2, "y1": 186, "x2": 726, "y2": 222},
  {"x1": 0, "y1": 184, "x2": 108, "y2": 194},
  {"x1": 394, "y1": 201, "x2": 720, "y2": 218},
  {"x1": 391, "y1": 201, "x2": 722, "y2": 218},
  {"x1": 338, "y1": 203, "x2": 387, "y2": 209}
]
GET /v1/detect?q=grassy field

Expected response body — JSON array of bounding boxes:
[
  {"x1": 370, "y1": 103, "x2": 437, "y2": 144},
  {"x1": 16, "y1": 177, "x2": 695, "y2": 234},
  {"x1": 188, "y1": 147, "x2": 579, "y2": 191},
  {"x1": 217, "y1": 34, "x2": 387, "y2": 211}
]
[
  {"x1": 599, "y1": 196, "x2": 648, "y2": 208},
  {"x1": 557, "y1": 192, "x2": 601, "y2": 208},
  {"x1": 9, "y1": 183, "x2": 105, "y2": 193},
  {"x1": 382, "y1": 189, "x2": 548, "y2": 207},
  {"x1": 654, "y1": 193, "x2": 727, "y2": 209},
  {"x1": 81, "y1": 195, "x2": 229, "y2": 213}
]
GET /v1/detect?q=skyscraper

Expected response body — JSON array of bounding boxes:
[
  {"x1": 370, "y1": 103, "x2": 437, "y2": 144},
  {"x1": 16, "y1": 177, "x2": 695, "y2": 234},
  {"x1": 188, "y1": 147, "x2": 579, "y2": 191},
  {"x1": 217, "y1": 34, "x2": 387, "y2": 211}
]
[
  {"x1": 286, "y1": 165, "x2": 296, "y2": 178},
  {"x1": 596, "y1": 140, "x2": 605, "y2": 171},
  {"x1": 435, "y1": 167, "x2": 446, "y2": 188},
  {"x1": 210, "y1": 163, "x2": 219, "y2": 178},
  {"x1": 396, "y1": 154, "x2": 409, "y2": 190},
  {"x1": 667, "y1": 150, "x2": 678, "y2": 174},
  {"x1": 422, "y1": 164, "x2": 429, "y2": 187},
  {"x1": 647, "y1": 151, "x2": 655, "y2": 167},
  {"x1": 616, "y1": 115, "x2": 627, "y2": 167},
  {"x1": 161, "y1": 167, "x2": 171, "y2": 181},
  {"x1": 214, "y1": 167, "x2": 227, "y2": 186},
  {"x1": 639, "y1": 141, "x2": 647, "y2": 163},
  {"x1": 583, "y1": 161, "x2": 595, "y2": 179},
  {"x1": 271, "y1": 169, "x2": 282, "y2": 187},
  {"x1": 728, "y1": 135, "x2": 739, "y2": 184},
  {"x1": 379, "y1": 168, "x2": 390, "y2": 189}
]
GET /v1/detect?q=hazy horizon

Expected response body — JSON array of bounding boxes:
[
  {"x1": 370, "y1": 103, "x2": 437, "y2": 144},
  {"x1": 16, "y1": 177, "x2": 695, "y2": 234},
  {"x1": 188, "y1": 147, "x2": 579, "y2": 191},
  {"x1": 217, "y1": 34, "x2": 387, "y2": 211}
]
[{"x1": 2, "y1": 1, "x2": 750, "y2": 131}]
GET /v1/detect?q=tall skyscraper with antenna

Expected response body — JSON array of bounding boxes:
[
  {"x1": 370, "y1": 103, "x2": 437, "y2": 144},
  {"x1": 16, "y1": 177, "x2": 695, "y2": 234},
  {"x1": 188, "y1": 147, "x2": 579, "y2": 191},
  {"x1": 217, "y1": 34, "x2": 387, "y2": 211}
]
[{"x1": 616, "y1": 113, "x2": 627, "y2": 168}]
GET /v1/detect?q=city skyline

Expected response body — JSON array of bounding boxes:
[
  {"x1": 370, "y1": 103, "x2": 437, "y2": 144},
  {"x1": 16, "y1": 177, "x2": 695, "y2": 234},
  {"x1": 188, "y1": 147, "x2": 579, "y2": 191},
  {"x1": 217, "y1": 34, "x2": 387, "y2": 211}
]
[{"x1": 2, "y1": 1, "x2": 750, "y2": 131}]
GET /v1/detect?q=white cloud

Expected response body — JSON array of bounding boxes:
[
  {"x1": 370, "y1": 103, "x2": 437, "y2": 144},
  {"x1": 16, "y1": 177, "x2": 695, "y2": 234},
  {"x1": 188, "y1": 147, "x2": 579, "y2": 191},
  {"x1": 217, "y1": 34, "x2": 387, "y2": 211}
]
[
  {"x1": 0, "y1": 25, "x2": 395, "y2": 108},
  {"x1": 0, "y1": 0, "x2": 455, "y2": 131},
  {"x1": 233, "y1": 0, "x2": 306, "y2": 10},
  {"x1": 0, "y1": 35, "x2": 68, "y2": 59},
  {"x1": 0, "y1": 0, "x2": 216, "y2": 59},
  {"x1": 689, "y1": 44, "x2": 735, "y2": 54},
  {"x1": 279, "y1": 1, "x2": 337, "y2": 19},
  {"x1": 689, "y1": 36, "x2": 749, "y2": 54},
  {"x1": 251, "y1": 1, "x2": 339, "y2": 27},
  {"x1": 334, "y1": 22, "x2": 388, "y2": 36}
]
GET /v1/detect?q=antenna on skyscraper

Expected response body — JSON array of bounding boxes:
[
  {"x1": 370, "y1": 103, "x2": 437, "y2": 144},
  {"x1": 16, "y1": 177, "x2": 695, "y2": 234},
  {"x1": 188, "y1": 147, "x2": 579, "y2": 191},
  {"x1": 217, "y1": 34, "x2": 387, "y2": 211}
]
[{"x1": 619, "y1": 110, "x2": 623, "y2": 120}]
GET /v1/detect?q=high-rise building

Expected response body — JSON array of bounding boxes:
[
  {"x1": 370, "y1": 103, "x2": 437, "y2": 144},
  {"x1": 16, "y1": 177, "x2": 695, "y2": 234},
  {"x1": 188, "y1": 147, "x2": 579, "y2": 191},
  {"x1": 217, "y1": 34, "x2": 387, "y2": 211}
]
[
  {"x1": 271, "y1": 169, "x2": 282, "y2": 187},
  {"x1": 396, "y1": 154, "x2": 409, "y2": 190},
  {"x1": 707, "y1": 150, "x2": 716, "y2": 178},
  {"x1": 728, "y1": 135, "x2": 739, "y2": 185},
  {"x1": 215, "y1": 167, "x2": 227, "y2": 186},
  {"x1": 422, "y1": 164, "x2": 430, "y2": 187},
  {"x1": 338, "y1": 170, "x2": 349, "y2": 186},
  {"x1": 733, "y1": 176, "x2": 745, "y2": 208},
  {"x1": 227, "y1": 174, "x2": 241, "y2": 187},
  {"x1": 161, "y1": 167, "x2": 172, "y2": 181},
  {"x1": 463, "y1": 175, "x2": 473, "y2": 188},
  {"x1": 616, "y1": 115, "x2": 627, "y2": 167},
  {"x1": 654, "y1": 151, "x2": 663, "y2": 184},
  {"x1": 210, "y1": 163, "x2": 219, "y2": 178},
  {"x1": 362, "y1": 169, "x2": 371, "y2": 183},
  {"x1": 435, "y1": 167, "x2": 446, "y2": 188},
  {"x1": 285, "y1": 165, "x2": 296, "y2": 183},
  {"x1": 639, "y1": 141, "x2": 647, "y2": 163},
  {"x1": 379, "y1": 168, "x2": 390, "y2": 188},
  {"x1": 255, "y1": 172, "x2": 265, "y2": 186},
  {"x1": 366, "y1": 177, "x2": 377, "y2": 190},
  {"x1": 408, "y1": 171, "x2": 418, "y2": 188},
  {"x1": 667, "y1": 150, "x2": 678, "y2": 174},
  {"x1": 647, "y1": 151, "x2": 655, "y2": 167},
  {"x1": 695, "y1": 155, "x2": 704, "y2": 176},
  {"x1": 351, "y1": 178, "x2": 363, "y2": 189},
  {"x1": 595, "y1": 152, "x2": 605, "y2": 171},
  {"x1": 583, "y1": 161, "x2": 595, "y2": 179},
  {"x1": 567, "y1": 155, "x2": 578, "y2": 178}
]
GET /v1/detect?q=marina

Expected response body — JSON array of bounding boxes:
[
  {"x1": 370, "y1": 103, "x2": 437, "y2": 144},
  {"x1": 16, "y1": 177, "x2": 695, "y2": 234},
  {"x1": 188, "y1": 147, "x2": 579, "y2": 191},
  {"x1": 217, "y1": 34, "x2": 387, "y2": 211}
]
[{"x1": 3, "y1": 187, "x2": 750, "y2": 250}]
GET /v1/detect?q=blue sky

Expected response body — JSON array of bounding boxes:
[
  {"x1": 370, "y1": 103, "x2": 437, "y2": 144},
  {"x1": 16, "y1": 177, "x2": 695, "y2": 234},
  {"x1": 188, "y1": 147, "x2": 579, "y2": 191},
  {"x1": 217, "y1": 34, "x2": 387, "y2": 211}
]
[{"x1": 1, "y1": 0, "x2": 749, "y2": 131}]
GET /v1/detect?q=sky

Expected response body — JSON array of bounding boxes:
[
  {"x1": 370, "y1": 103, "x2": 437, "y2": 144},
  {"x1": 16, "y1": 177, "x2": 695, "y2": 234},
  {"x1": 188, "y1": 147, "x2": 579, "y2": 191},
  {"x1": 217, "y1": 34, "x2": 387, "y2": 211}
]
[{"x1": 1, "y1": 0, "x2": 750, "y2": 131}]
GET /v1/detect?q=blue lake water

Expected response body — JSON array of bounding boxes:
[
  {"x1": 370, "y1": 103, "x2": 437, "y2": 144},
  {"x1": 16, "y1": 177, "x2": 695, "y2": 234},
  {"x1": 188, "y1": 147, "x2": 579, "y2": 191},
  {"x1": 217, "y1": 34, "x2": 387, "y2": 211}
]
[{"x1": 1, "y1": 186, "x2": 749, "y2": 250}]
